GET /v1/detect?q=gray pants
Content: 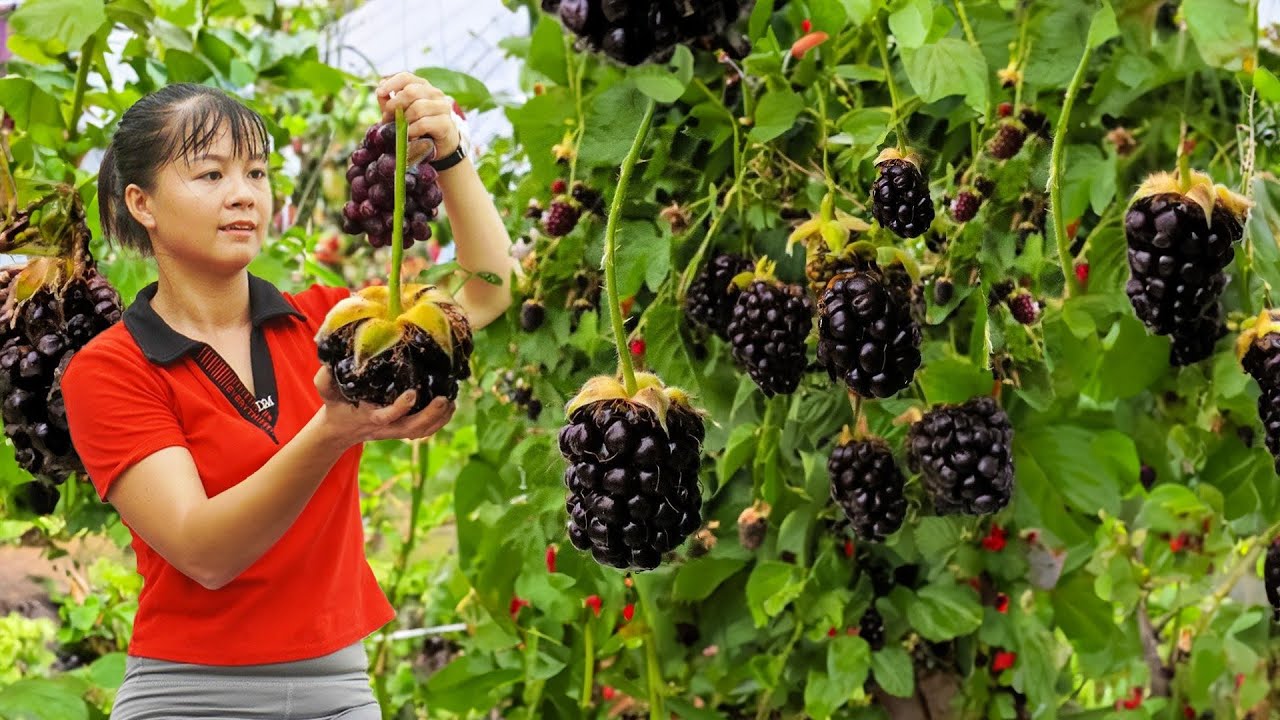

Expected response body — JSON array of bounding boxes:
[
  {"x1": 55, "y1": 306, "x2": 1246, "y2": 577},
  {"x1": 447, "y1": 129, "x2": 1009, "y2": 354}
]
[{"x1": 109, "y1": 641, "x2": 381, "y2": 719}]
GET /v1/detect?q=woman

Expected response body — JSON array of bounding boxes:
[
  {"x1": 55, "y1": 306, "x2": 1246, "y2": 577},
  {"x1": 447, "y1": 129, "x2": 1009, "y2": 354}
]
[{"x1": 60, "y1": 73, "x2": 515, "y2": 719}]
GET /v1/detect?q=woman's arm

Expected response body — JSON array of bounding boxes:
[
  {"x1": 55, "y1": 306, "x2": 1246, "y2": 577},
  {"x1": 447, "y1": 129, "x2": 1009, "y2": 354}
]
[
  {"x1": 105, "y1": 371, "x2": 454, "y2": 591},
  {"x1": 377, "y1": 72, "x2": 518, "y2": 331}
]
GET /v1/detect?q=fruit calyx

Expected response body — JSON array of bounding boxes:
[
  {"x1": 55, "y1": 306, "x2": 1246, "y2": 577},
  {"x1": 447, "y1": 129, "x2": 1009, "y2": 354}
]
[
  {"x1": 564, "y1": 371, "x2": 703, "y2": 436},
  {"x1": 316, "y1": 283, "x2": 467, "y2": 370},
  {"x1": 1236, "y1": 308, "x2": 1280, "y2": 361},
  {"x1": 1132, "y1": 170, "x2": 1251, "y2": 227}
]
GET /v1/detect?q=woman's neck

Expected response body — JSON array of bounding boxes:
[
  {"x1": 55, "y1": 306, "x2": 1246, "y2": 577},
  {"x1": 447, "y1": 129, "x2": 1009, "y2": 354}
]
[{"x1": 149, "y1": 260, "x2": 252, "y2": 338}]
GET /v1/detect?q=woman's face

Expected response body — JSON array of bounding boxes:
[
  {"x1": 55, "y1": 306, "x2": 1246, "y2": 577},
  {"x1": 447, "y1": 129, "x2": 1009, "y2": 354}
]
[{"x1": 127, "y1": 124, "x2": 272, "y2": 274}]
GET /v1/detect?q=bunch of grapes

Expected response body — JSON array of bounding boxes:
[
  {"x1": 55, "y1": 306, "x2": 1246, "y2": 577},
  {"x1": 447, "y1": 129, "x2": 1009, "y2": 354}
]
[{"x1": 341, "y1": 122, "x2": 445, "y2": 249}]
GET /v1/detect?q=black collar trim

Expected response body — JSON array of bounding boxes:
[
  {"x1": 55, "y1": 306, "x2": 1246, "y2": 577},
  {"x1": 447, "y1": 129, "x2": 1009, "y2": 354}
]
[{"x1": 122, "y1": 274, "x2": 305, "y2": 365}]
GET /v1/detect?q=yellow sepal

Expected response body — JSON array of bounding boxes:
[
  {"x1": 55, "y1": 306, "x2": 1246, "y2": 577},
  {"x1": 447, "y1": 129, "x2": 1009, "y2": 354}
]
[{"x1": 353, "y1": 318, "x2": 404, "y2": 368}]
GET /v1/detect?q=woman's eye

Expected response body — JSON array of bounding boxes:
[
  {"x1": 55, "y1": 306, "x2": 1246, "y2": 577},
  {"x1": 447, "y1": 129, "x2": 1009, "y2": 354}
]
[
  {"x1": 249, "y1": 169, "x2": 267, "y2": 179},
  {"x1": 201, "y1": 171, "x2": 222, "y2": 181}
]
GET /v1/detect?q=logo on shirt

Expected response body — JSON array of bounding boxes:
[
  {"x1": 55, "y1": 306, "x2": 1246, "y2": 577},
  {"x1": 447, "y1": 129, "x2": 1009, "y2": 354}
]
[{"x1": 255, "y1": 395, "x2": 276, "y2": 412}]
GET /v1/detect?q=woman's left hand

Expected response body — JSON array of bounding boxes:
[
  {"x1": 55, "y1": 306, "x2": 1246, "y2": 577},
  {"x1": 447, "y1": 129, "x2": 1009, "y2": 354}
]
[{"x1": 376, "y1": 72, "x2": 460, "y2": 162}]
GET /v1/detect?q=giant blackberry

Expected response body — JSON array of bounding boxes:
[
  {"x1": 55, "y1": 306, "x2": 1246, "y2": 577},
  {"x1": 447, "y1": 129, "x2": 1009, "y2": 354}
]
[
  {"x1": 907, "y1": 397, "x2": 1015, "y2": 516},
  {"x1": 685, "y1": 252, "x2": 752, "y2": 339},
  {"x1": 549, "y1": 0, "x2": 750, "y2": 66},
  {"x1": 828, "y1": 430, "x2": 907, "y2": 542},
  {"x1": 0, "y1": 180, "x2": 123, "y2": 485},
  {"x1": 316, "y1": 284, "x2": 473, "y2": 412},
  {"x1": 341, "y1": 121, "x2": 443, "y2": 249},
  {"x1": 1238, "y1": 309, "x2": 1280, "y2": 473},
  {"x1": 725, "y1": 261, "x2": 814, "y2": 396},
  {"x1": 1267, "y1": 538, "x2": 1280, "y2": 621},
  {"x1": 871, "y1": 149, "x2": 934, "y2": 239},
  {"x1": 817, "y1": 260, "x2": 922, "y2": 399},
  {"x1": 558, "y1": 373, "x2": 706, "y2": 570},
  {"x1": 1124, "y1": 172, "x2": 1250, "y2": 365}
]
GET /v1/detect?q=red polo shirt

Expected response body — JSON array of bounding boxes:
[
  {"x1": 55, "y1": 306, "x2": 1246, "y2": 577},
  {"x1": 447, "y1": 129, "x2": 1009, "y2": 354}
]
[{"x1": 61, "y1": 274, "x2": 395, "y2": 665}]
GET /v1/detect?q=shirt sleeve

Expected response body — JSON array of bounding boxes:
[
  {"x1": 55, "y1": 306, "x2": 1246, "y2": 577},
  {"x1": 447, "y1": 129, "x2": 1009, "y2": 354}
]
[
  {"x1": 62, "y1": 345, "x2": 190, "y2": 502},
  {"x1": 286, "y1": 284, "x2": 354, "y2": 334}
]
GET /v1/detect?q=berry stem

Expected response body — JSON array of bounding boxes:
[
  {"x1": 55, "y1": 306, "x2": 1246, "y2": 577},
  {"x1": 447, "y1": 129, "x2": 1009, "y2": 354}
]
[
  {"x1": 815, "y1": 80, "x2": 836, "y2": 196},
  {"x1": 633, "y1": 577, "x2": 666, "y2": 720},
  {"x1": 955, "y1": 0, "x2": 978, "y2": 48},
  {"x1": 579, "y1": 619, "x2": 594, "y2": 710},
  {"x1": 67, "y1": 36, "x2": 96, "y2": 142},
  {"x1": 1177, "y1": 118, "x2": 1192, "y2": 193},
  {"x1": 371, "y1": 437, "x2": 430, "y2": 714},
  {"x1": 1047, "y1": 43, "x2": 1093, "y2": 298},
  {"x1": 605, "y1": 98, "x2": 656, "y2": 397},
  {"x1": 388, "y1": 108, "x2": 407, "y2": 318},
  {"x1": 872, "y1": 21, "x2": 908, "y2": 153}
]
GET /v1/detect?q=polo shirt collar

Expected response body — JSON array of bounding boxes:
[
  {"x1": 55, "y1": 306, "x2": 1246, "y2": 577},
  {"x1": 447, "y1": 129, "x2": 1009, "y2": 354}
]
[{"x1": 123, "y1": 273, "x2": 305, "y2": 365}]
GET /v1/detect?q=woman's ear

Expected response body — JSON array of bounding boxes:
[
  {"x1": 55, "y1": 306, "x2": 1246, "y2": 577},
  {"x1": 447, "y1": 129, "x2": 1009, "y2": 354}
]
[{"x1": 124, "y1": 183, "x2": 157, "y2": 230}]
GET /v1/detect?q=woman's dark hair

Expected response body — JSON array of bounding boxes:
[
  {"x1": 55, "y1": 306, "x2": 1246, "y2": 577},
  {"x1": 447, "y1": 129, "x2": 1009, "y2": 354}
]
[{"x1": 97, "y1": 83, "x2": 271, "y2": 256}]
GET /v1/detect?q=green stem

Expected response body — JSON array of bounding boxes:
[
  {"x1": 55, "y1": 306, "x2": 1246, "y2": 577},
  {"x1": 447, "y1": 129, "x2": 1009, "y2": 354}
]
[
  {"x1": 372, "y1": 438, "x2": 430, "y2": 718},
  {"x1": 676, "y1": 188, "x2": 737, "y2": 305},
  {"x1": 755, "y1": 618, "x2": 804, "y2": 720},
  {"x1": 872, "y1": 21, "x2": 908, "y2": 152},
  {"x1": 1047, "y1": 44, "x2": 1092, "y2": 298},
  {"x1": 1177, "y1": 118, "x2": 1192, "y2": 193},
  {"x1": 633, "y1": 580, "x2": 665, "y2": 720},
  {"x1": 580, "y1": 619, "x2": 595, "y2": 710},
  {"x1": 67, "y1": 36, "x2": 96, "y2": 141},
  {"x1": 815, "y1": 81, "x2": 835, "y2": 193},
  {"x1": 605, "y1": 99, "x2": 656, "y2": 396},
  {"x1": 388, "y1": 108, "x2": 406, "y2": 317},
  {"x1": 955, "y1": 0, "x2": 978, "y2": 48}
]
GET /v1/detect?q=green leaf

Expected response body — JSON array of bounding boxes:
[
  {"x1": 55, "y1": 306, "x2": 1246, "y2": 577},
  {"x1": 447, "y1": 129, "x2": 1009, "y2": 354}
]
[
  {"x1": 1051, "y1": 571, "x2": 1113, "y2": 654},
  {"x1": 630, "y1": 46, "x2": 694, "y2": 104},
  {"x1": 1182, "y1": 0, "x2": 1253, "y2": 70},
  {"x1": 1085, "y1": 0, "x2": 1118, "y2": 49},
  {"x1": 1016, "y1": 426, "x2": 1133, "y2": 516},
  {"x1": 1255, "y1": 67, "x2": 1280, "y2": 104},
  {"x1": 0, "y1": 679, "x2": 89, "y2": 720},
  {"x1": 10, "y1": 0, "x2": 106, "y2": 53},
  {"x1": 0, "y1": 79, "x2": 65, "y2": 134},
  {"x1": 749, "y1": 0, "x2": 776, "y2": 40},
  {"x1": 579, "y1": 83, "x2": 647, "y2": 167},
  {"x1": 912, "y1": 516, "x2": 965, "y2": 562},
  {"x1": 718, "y1": 423, "x2": 757, "y2": 482},
  {"x1": 88, "y1": 652, "x2": 126, "y2": 689},
  {"x1": 416, "y1": 67, "x2": 496, "y2": 113},
  {"x1": 809, "y1": 0, "x2": 850, "y2": 35},
  {"x1": 827, "y1": 635, "x2": 871, "y2": 699},
  {"x1": 745, "y1": 561, "x2": 807, "y2": 626},
  {"x1": 917, "y1": 353, "x2": 992, "y2": 406},
  {"x1": 871, "y1": 646, "x2": 915, "y2": 697},
  {"x1": 615, "y1": 220, "x2": 668, "y2": 296},
  {"x1": 901, "y1": 38, "x2": 988, "y2": 113},
  {"x1": 526, "y1": 15, "x2": 568, "y2": 85},
  {"x1": 673, "y1": 557, "x2": 748, "y2": 602},
  {"x1": 907, "y1": 583, "x2": 983, "y2": 641},
  {"x1": 888, "y1": 0, "x2": 932, "y2": 49},
  {"x1": 749, "y1": 89, "x2": 803, "y2": 143},
  {"x1": 803, "y1": 670, "x2": 844, "y2": 720},
  {"x1": 833, "y1": 64, "x2": 886, "y2": 82},
  {"x1": 840, "y1": 0, "x2": 883, "y2": 26}
]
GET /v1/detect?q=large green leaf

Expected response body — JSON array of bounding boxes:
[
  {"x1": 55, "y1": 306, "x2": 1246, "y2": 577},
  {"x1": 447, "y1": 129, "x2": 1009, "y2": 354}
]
[
  {"x1": 901, "y1": 38, "x2": 988, "y2": 113},
  {"x1": 417, "y1": 67, "x2": 497, "y2": 113},
  {"x1": 9, "y1": 0, "x2": 105, "y2": 53},
  {"x1": 749, "y1": 89, "x2": 803, "y2": 143},
  {"x1": 871, "y1": 646, "x2": 915, "y2": 697},
  {"x1": 1016, "y1": 425, "x2": 1134, "y2": 516},
  {"x1": 906, "y1": 583, "x2": 983, "y2": 641},
  {"x1": 888, "y1": 0, "x2": 932, "y2": 49},
  {"x1": 1182, "y1": 0, "x2": 1253, "y2": 70},
  {"x1": 745, "y1": 561, "x2": 807, "y2": 627},
  {"x1": 673, "y1": 557, "x2": 749, "y2": 602},
  {"x1": 0, "y1": 679, "x2": 89, "y2": 720}
]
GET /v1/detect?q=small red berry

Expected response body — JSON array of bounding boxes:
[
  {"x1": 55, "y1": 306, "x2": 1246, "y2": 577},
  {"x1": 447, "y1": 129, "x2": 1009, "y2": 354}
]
[
  {"x1": 629, "y1": 338, "x2": 646, "y2": 356},
  {"x1": 1170, "y1": 532, "x2": 1189, "y2": 553},
  {"x1": 1074, "y1": 262, "x2": 1090, "y2": 287},
  {"x1": 551, "y1": 179, "x2": 567, "y2": 194},
  {"x1": 1235, "y1": 672, "x2": 1245, "y2": 690},
  {"x1": 545, "y1": 545, "x2": 558, "y2": 573},
  {"x1": 622, "y1": 603, "x2": 635, "y2": 622},
  {"x1": 1122, "y1": 687, "x2": 1143, "y2": 709},
  {"x1": 1183, "y1": 705, "x2": 1196, "y2": 720},
  {"x1": 982, "y1": 525, "x2": 1008, "y2": 552},
  {"x1": 998, "y1": 102, "x2": 1013, "y2": 118},
  {"x1": 602, "y1": 686, "x2": 616, "y2": 701},
  {"x1": 827, "y1": 626, "x2": 838, "y2": 638},
  {"x1": 1066, "y1": 218, "x2": 1081, "y2": 239},
  {"x1": 991, "y1": 650, "x2": 1017, "y2": 672},
  {"x1": 509, "y1": 596, "x2": 530, "y2": 618},
  {"x1": 624, "y1": 576, "x2": 633, "y2": 588},
  {"x1": 995, "y1": 593, "x2": 1010, "y2": 614},
  {"x1": 584, "y1": 594, "x2": 603, "y2": 616},
  {"x1": 843, "y1": 538, "x2": 854, "y2": 558},
  {"x1": 846, "y1": 627, "x2": 857, "y2": 635},
  {"x1": 801, "y1": 18, "x2": 812, "y2": 33}
]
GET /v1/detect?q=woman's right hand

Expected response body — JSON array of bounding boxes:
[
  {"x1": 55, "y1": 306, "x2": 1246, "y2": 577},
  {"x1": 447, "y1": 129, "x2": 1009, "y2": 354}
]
[{"x1": 313, "y1": 367, "x2": 456, "y2": 445}]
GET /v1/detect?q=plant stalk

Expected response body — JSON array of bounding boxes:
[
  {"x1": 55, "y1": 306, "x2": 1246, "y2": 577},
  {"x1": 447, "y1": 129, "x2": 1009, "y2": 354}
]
[
  {"x1": 388, "y1": 108, "x2": 407, "y2": 317},
  {"x1": 67, "y1": 36, "x2": 97, "y2": 141},
  {"x1": 872, "y1": 21, "x2": 908, "y2": 152},
  {"x1": 580, "y1": 618, "x2": 595, "y2": 710},
  {"x1": 1047, "y1": 44, "x2": 1092, "y2": 298},
  {"x1": 604, "y1": 99, "x2": 656, "y2": 397},
  {"x1": 372, "y1": 438, "x2": 430, "y2": 718}
]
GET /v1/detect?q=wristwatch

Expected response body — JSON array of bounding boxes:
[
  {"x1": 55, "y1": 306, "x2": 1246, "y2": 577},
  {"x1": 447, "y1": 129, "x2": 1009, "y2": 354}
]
[
  {"x1": 429, "y1": 144, "x2": 467, "y2": 172},
  {"x1": 429, "y1": 102, "x2": 471, "y2": 173}
]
